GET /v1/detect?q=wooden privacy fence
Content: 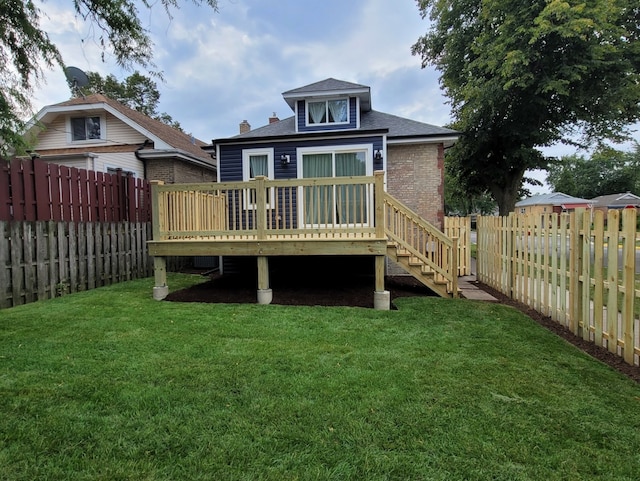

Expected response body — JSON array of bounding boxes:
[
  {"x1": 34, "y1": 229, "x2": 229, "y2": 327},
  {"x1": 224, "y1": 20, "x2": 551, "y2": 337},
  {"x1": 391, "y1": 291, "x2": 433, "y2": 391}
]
[
  {"x1": 476, "y1": 209, "x2": 639, "y2": 366},
  {"x1": 1, "y1": 158, "x2": 150, "y2": 222},
  {"x1": 444, "y1": 216, "x2": 472, "y2": 276},
  {"x1": 0, "y1": 221, "x2": 153, "y2": 309}
]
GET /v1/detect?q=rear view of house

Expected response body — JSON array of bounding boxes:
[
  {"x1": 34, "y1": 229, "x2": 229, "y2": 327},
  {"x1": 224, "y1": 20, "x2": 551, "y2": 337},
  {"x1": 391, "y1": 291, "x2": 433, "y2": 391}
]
[{"x1": 149, "y1": 79, "x2": 460, "y2": 308}]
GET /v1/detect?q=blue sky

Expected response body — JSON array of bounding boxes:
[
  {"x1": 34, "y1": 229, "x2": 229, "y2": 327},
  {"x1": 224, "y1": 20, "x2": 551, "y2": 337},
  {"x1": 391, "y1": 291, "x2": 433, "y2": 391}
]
[{"x1": 33, "y1": 0, "x2": 639, "y2": 194}]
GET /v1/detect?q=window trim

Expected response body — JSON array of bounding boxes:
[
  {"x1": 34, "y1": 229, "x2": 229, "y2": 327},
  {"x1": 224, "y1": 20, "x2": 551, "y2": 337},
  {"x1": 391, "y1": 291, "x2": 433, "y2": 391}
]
[
  {"x1": 305, "y1": 98, "x2": 349, "y2": 126},
  {"x1": 296, "y1": 144, "x2": 374, "y2": 228},
  {"x1": 67, "y1": 114, "x2": 106, "y2": 143},
  {"x1": 242, "y1": 148, "x2": 274, "y2": 210}
]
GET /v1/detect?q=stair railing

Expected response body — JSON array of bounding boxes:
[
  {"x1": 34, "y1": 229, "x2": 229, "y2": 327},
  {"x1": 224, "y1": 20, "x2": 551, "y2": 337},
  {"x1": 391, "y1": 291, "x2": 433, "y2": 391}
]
[{"x1": 383, "y1": 192, "x2": 458, "y2": 296}]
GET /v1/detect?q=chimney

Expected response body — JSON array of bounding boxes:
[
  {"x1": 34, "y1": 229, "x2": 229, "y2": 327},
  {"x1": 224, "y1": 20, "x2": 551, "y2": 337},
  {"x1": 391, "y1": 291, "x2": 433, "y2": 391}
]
[
  {"x1": 269, "y1": 112, "x2": 279, "y2": 124},
  {"x1": 239, "y1": 120, "x2": 251, "y2": 134}
]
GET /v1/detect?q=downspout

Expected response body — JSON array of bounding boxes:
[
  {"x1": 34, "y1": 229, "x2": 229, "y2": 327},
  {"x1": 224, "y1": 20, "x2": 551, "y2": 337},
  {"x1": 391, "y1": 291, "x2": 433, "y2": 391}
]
[{"x1": 135, "y1": 139, "x2": 152, "y2": 179}]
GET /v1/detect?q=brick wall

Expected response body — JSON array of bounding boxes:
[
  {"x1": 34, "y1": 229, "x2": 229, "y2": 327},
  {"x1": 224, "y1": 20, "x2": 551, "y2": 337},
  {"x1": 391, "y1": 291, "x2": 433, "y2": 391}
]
[
  {"x1": 386, "y1": 143, "x2": 445, "y2": 277},
  {"x1": 146, "y1": 159, "x2": 217, "y2": 184},
  {"x1": 386, "y1": 143, "x2": 444, "y2": 228}
]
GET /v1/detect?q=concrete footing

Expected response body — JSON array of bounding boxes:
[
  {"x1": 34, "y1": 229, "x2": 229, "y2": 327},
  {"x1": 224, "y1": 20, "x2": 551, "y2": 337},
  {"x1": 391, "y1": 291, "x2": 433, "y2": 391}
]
[
  {"x1": 257, "y1": 288, "x2": 273, "y2": 305},
  {"x1": 373, "y1": 290, "x2": 391, "y2": 310},
  {"x1": 153, "y1": 285, "x2": 169, "y2": 301}
]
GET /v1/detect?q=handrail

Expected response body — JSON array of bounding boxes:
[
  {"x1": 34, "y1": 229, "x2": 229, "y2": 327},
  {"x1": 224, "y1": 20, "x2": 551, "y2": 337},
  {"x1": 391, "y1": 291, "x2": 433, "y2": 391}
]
[
  {"x1": 383, "y1": 191, "x2": 458, "y2": 295},
  {"x1": 150, "y1": 175, "x2": 380, "y2": 241}
]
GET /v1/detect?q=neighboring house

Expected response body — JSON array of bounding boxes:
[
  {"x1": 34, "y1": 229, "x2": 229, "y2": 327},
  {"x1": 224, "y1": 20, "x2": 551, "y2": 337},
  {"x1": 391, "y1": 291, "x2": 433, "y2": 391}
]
[
  {"x1": 591, "y1": 192, "x2": 640, "y2": 214},
  {"x1": 22, "y1": 94, "x2": 216, "y2": 183},
  {"x1": 206, "y1": 78, "x2": 458, "y2": 229},
  {"x1": 515, "y1": 192, "x2": 593, "y2": 215}
]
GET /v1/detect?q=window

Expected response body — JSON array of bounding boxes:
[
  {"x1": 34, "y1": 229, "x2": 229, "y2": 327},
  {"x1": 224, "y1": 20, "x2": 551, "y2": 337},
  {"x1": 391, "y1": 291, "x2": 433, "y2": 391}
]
[
  {"x1": 71, "y1": 116, "x2": 102, "y2": 141},
  {"x1": 242, "y1": 148, "x2": 274, "y2": 209},
  {"x1": 307, "y1": 99, "x2": 348, "y2": 125},
  {"x1": 298, "y1": 145, "x2": 373, "y2": 226}
]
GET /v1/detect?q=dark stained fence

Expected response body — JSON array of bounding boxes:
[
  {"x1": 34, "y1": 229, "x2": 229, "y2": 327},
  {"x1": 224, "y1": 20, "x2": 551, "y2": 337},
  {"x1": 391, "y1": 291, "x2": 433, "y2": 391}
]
[
  {"x1": 0, "y1": 158, "x2": 150, "y2": 222},
  {"x1": 0, "y1": 160, "x2": 187, "y2": 309},
  {"x1": 0, "y1": 221, "x2": 153, "y2": 308}
]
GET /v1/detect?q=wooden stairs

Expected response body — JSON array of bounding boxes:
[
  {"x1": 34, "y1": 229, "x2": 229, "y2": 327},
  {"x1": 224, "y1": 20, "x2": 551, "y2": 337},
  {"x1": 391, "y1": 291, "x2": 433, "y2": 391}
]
[{"x1": 383, "y1": 192, "x2": 459, "y2": 298}]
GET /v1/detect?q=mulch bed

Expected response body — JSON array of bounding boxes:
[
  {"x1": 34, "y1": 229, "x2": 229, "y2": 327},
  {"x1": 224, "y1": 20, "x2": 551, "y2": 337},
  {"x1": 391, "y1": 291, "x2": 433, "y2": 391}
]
[{"x1": 166, "y1": 271, "x2": 640, "y2": 383}]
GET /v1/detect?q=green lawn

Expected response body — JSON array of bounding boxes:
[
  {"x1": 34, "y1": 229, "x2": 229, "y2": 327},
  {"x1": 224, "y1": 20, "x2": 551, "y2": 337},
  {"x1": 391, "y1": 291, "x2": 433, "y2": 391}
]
[{"x1": 1, "y1": 274, "x2": 639, "y2": 480}]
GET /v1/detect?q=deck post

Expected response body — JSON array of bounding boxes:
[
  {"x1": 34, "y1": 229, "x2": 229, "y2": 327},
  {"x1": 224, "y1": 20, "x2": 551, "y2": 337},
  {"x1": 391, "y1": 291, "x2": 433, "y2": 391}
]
[
  {"x1": 153, "y1": 256, "x2": 169, "y2": 300},
  {"x1": 257, "y1": 256, "x2": 272, "y2": 304},
  {"x1": 374, "y1": 255, "x2": 390, "y2": 310}
]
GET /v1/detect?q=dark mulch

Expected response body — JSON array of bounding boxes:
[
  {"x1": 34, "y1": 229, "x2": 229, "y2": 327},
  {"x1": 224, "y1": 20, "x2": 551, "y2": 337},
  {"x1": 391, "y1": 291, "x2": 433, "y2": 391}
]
[
  {"x1": 166, "y1": 272, "x2": 434, "y2": 309},
  {"x1": 166, "y1": 270, "x2": 640, "y2": 383}
]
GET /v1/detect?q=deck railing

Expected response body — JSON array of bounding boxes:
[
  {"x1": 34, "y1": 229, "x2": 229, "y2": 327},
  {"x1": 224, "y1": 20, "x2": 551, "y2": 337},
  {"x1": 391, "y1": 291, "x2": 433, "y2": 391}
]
[
  {"x1": 383, "y1": 191, "x2": 458, "y2": 295},
  {"x1": 151, "y1": 173, "x2": 380, "y2": 241}
]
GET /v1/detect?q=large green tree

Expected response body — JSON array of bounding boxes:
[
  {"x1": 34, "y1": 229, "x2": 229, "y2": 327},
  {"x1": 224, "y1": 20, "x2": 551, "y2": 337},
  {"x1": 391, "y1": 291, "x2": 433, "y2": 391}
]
[
  {"x1": 0, "y1": 0, "x2": 217, "y2": 157},
  {"x1": 546, "y1": 145, "x2": 640, "y2": 198},
  {"x1": 412, "y1": 0, "x2": 640, "y2": 214}
]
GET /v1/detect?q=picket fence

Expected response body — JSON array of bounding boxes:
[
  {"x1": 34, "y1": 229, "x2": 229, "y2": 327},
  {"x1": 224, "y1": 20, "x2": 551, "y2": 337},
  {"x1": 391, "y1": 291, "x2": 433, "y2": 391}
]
[{"x1": 476, "y1": 209, "x2": 639, "y2": 366}]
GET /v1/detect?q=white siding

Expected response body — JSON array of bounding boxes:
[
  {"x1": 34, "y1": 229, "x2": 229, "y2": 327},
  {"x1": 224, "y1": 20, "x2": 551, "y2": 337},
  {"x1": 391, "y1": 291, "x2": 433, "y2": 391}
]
[
  {"x1": 37, "y1": 111, "x2": 147, "y2": 149},
  {"x1": 36, "y1": 117, "x2": 69, "y2": 149},
  {"x1": 94, "y1": 153, "x2": 144, "y2": 177},
  {"x1": 104, "y1": 113, "x2": 147, "y2": 144},
  {"x1": 43, "y1": 158, "x2": 92, "y2": 170}
]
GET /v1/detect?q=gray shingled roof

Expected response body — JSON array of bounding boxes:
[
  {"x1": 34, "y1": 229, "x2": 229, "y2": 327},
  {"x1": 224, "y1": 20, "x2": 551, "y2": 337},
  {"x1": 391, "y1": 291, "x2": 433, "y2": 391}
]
[
  {"x1": 515, "y1": 192, "x2": 592, "y2": 207},
  {"x1": 591, "y1": 192, "x2": 640, "y2": 207},
  {"x1": 282, "y1": 78, "x2": 372, "y2": 111},
  {"x1": 220, "y1": 110, "x2": 458, "y2": 142},
  {"x1": 282, "y1": 78, "x2": 370, "y2": 95}
]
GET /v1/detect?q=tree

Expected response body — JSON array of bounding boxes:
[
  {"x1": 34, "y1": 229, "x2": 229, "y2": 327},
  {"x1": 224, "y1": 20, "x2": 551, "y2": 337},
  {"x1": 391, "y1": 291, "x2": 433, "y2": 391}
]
[
  {"x1": 0, "y1": 0, "x2": 218, "y2": 157},
  {"x1": 76, "y1": 71, "x2": 182, "y2": 130},
  {"x1": 444, "y1": 161, "x2": 496, "y2": 216},
  {"x1": 546, "y1": 144, "x2": 640, "y2": 198},
  {"x1": 412, "y1": 0, "x2": 640, "y2": 214}
]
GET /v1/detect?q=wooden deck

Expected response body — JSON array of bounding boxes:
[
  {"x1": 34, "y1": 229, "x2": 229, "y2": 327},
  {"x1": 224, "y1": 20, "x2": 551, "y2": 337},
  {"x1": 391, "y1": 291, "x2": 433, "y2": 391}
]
[{"x1": 149, "y1": 171, "x2": 460, "y2": 307}]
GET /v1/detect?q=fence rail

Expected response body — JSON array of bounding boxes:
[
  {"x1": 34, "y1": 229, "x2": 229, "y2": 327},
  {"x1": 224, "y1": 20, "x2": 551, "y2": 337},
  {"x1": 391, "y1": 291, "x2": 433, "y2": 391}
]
[{"x1": 477, "y1": 209, "x2": 639, "y2": 366}]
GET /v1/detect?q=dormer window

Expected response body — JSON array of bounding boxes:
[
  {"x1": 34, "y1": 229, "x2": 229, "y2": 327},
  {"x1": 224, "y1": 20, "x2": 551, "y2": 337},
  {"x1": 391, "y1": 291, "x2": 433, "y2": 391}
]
[
  {"x1": 307, "y1": 99, "x2": 348, "y2": 125},
  {"x1": 70, "y1": 116, "x2": 102, "y2": 141}
]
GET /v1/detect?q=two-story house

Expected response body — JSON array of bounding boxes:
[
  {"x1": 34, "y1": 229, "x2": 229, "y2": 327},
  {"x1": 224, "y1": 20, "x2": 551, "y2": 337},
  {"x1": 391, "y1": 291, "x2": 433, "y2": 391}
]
[{"x1": 22, "y1": 94, "x2": 217, "y2": 183}]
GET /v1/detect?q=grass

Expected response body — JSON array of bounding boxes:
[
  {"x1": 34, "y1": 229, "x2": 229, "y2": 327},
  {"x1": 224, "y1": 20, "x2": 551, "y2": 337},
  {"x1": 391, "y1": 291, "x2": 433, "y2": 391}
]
[{"x1": 1, "y1": 274, "x2": 640, "y2": 480}]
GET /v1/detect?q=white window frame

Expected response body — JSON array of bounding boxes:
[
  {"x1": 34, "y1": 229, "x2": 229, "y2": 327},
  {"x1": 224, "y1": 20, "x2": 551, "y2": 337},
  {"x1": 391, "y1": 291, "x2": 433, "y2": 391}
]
[
  {"x1": 242, "y1": 148, "x2": 274, "y2": 210},
  {"x1": 296, "y1": 144, "x2": 374, "y2": 228},
  {"x1": 67, "y1": 114, "x2": 106, "y2": 143},
  {"x1": 305, "y1": 98, "x2": 349, "y2": 127}
]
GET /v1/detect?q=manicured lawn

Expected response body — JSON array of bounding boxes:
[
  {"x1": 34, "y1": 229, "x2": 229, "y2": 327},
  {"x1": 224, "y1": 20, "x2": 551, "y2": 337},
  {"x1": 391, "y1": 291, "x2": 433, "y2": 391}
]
[{"x1": 1, "y1": 274, "x2": 639, "y2": 480}]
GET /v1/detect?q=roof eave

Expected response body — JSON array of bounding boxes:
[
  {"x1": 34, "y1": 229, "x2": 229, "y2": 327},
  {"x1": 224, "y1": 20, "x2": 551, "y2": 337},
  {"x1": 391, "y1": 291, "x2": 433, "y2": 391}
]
[
  {"x1": 137, "y1": 149, "x2": 217, "y2": 171},
  {"x1": 211, "y1": 128, "x2": 389, "y2": 146}
]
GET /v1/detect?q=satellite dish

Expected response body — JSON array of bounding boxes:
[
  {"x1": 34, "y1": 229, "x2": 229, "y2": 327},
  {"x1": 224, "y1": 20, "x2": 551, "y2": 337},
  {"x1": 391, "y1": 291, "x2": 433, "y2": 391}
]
[{"x1": 64, "y1": 66, "x2": 89, "y2": 96}]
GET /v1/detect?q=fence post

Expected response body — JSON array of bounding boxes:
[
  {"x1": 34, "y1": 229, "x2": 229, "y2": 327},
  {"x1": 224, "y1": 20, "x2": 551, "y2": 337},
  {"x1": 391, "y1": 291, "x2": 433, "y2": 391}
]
[
  {"x1": 569, "y1": 209, "x2": 584, "y2": 336},
  {"x1": 621, "y1": 208, "x2": 636, "y2": 365}
]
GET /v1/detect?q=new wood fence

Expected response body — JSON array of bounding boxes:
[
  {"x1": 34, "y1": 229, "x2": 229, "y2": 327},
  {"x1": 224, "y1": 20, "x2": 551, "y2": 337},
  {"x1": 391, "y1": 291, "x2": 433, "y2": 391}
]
[
  {"x1": 477, "y1": 209, "x2": 639, "y2": 366},
  {"x1": 444, "y1": 216, "x2": 472, "y2": 276}
]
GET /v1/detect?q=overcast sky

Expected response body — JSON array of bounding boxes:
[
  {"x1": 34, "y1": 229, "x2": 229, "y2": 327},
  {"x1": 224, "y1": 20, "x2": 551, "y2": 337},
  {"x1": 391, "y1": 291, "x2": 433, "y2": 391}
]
[{"x1": 32, "y1": 0, "x2": 639, "y2": 194}]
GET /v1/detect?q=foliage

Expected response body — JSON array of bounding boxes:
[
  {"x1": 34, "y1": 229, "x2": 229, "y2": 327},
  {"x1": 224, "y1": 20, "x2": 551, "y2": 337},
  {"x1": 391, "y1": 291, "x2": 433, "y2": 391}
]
[
  {"x1": 1, "y1": 274, "x2": 639, "y2": 479},
  {"x1": 412, "y1": 0, "x2": 640, "y2": 215},
  {"x1": 546, "y1": 144, "x2": 640, "y2": 198},
  {"x1": 78, "y1": 71, "x2": 182, "y2": 130},
  {"x1": 445, "y1": 160, "x2": 496, "y2": 215},
  {"x1": 0, "y1": 0, "x2": 217, "y2": 157}
]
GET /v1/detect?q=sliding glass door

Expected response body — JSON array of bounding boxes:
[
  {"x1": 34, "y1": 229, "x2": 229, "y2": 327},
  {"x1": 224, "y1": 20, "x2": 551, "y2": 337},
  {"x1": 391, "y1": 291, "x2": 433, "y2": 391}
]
[{"x1": 299, "y1": 147, "x2": 370, "y2": 226}]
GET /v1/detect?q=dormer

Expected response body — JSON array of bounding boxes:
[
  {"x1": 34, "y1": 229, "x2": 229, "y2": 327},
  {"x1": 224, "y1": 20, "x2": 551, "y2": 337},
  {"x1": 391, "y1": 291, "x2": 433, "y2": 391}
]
[{"x1": 282, "y1": 78, "x2": 371, "y2": 133}]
